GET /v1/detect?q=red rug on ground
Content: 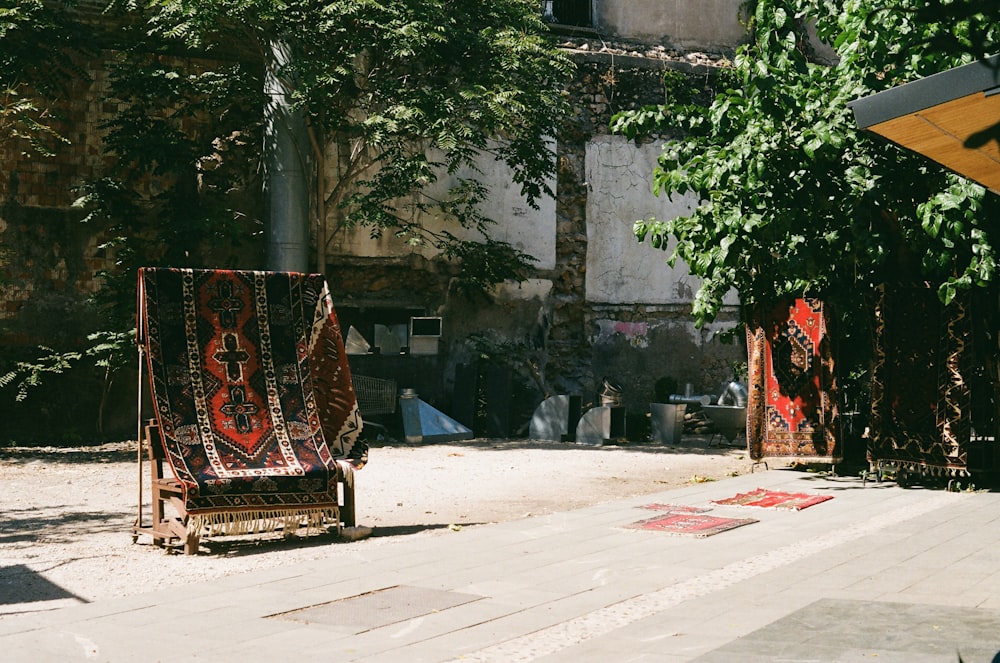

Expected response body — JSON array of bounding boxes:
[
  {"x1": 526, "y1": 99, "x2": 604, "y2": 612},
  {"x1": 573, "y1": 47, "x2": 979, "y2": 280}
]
[
  {"x1": 626, "y1": 513, "x2": 758, "y2": 537},
  {"x1": 712, "y1": 488, "x2": 833, "y2": 510},
  {"x1": 639, "y1": 503, "x2": 711, "y2": 513},
  {"x1": 139, "y1": 268, "x2": 365, "y2": 521}
]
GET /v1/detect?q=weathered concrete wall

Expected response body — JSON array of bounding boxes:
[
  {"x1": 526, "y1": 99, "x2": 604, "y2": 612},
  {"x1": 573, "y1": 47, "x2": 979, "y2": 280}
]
[
  {"x1": 585, "y1": 136, "x2": 700, "y2": 305},
  {"x1": 325, "y1": 142, "x2": 557, "y2": 270},
  {"x1": 546, "y1": 52, "x2": 744, "y2": 414},
  {"x1": 326, "y1": 54, "x2": 744, "y2": 425},
  {"x1": 595, "y1": 0, "x2": 747, "y2": 52},
  {"x1": 582, "y1": 135, "x2": 742, "y2": 408}
]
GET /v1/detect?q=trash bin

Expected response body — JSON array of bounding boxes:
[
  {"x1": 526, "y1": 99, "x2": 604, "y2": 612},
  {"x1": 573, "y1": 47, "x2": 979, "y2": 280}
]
[{"x1": 650, "y1": 403, "x2": 686, "y2": 444}]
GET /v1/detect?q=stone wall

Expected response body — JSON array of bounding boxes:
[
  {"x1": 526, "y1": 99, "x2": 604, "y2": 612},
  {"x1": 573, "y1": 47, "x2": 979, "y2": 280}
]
[
  {"x1": 0, "y1": 44, "x2": 120, "y2": 346},
  {"x1": 324, "y1": 50, "x2": 745, "y2": 423},
  {"x1": 0, "y1": 30, "x2": 745, "y2": 441}
]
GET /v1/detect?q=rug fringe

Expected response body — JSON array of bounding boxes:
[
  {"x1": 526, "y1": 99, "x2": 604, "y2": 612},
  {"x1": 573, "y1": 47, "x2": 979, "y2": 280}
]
[
  {"x1": 189, "y1": 507, "x2": 340, "y2": 538},
  {"x1": 748, "y1": 455, "x2": 841, "y2": 466},
  {"x1": 875, "y1": 459, "x2": 970, "y2": 478}
]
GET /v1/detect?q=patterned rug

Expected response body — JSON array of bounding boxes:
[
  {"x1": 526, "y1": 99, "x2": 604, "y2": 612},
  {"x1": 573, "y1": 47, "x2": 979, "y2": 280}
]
[
  {"x1": 139, "y1": 268, "x2": 365, "y2": 530},
  {"x1": 639, "y1": 503, "x2": 711, "y2": 514},
  {"x1": 712, "y1": 488, "x2": 833, "y2": 511},
  {"x1": 626, "y1": 513, "x2": 758, "y2": 537},
  {"x1": 869, "y1": 283, "x2": 972, "y2": 476},
  {"x1": 746, "y1": 297, "x2": 840, "y2": 464}
]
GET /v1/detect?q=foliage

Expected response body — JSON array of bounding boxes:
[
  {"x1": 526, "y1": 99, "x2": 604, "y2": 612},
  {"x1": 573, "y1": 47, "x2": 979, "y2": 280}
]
[
  {"x1": 464, "y1": 331, "x2": 548, "y2": 435},
  {"x1": 0, "y1": 0, "x2": 88, "y2": 156},
  {"x1": 0, "y1": 329, "x2": 135, "y2": 437},
  {"x1": 466, "y1": 331, "x2": 549, "y2": 393},
  {"x1": 73, "y1": 37, "x2": 266, "y2": 329},
  {"x1": 4, "y1": 1, "x2": 570, "y2": 426},
  {"x1": 611, "y1": 0, "x2": 1000, "y2": 327},
  {"x1": 871, "y1": 0, "x2": 997, "y2": 65},
  {"x1": 93, "y1": 0, "x2": 573, "y2": 294},
  {"x1": 86, "y1": 329, "x2": 136, "y2": 433},
  {"x1": 0, "y1": 346, "x2": 82, "y2": 402}
]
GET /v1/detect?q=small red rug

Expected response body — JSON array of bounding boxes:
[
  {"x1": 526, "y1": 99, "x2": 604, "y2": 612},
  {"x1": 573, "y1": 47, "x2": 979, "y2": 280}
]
[
  {"x1": 626, "y1": 513, "x2": 758, "y2": 537},
  {"x1": 639, "y1": 503, "x2": 711, "y2": 514},
  {"x1": 712, "y1": 488, "x2": 833, "y2": 511}
]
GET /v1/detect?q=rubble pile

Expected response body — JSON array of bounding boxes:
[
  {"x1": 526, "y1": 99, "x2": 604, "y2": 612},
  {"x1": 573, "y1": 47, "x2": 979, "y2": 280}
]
[{"x1": 557, "y1": 37, "x2": 733, "y2": 69}]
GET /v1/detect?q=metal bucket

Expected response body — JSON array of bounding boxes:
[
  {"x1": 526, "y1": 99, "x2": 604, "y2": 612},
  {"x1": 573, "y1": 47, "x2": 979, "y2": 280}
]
[
  {"x1": 650, "y1": 403, "x2": 686, "y2": 444},
  {"x1": 599, "y1": 377, "x2": 623, "y2": 407}
]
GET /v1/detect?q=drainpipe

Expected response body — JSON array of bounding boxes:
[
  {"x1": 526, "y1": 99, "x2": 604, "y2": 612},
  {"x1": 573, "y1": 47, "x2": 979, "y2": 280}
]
[{"x1": 264, "y1": 40, "x2": 310, "y2": 273}]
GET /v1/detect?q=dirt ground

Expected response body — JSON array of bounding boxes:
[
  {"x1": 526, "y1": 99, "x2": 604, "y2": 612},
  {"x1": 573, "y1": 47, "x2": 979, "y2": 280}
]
[{"x1": 0, "y1": 436, "x2": 750, "y2": 618}]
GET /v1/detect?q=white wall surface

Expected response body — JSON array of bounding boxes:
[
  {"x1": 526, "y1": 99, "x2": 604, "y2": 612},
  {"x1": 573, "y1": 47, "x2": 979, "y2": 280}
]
[
  {"x1": 325, "y1": 143, "x2": 557, "y2": 271},
  {"x1": 586, "y1": 135, "x2": 710, "y2": 305},
  {"x1": 596, "y1": 0, "x2": 746, "y2": 51}
]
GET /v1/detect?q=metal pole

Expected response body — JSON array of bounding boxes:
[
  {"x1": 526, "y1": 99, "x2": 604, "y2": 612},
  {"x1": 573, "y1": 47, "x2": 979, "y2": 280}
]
[
  {"x1": 135, "y1": 277, "x2": 145, "y2": 531},
  {"x1": 264, "y1": 40, "x2": 310, "y2": 273},
  {"x1": 136, "y1": 344, "x2": 144, "y2": 530}
]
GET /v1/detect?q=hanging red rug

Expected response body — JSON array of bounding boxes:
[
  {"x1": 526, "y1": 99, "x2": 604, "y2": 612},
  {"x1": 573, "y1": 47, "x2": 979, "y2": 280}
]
[{"x1": 746, "y1": 297, "x2": 840, "y2": 464}]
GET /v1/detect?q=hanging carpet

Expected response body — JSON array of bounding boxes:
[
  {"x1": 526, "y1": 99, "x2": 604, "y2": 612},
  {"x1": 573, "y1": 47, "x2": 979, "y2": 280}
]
[
  {"x1": 139, "y1": 268, "x2": 365, "y2": 531},
  {"x1": 746, "y1": 297, "x2": 840, "y2": 464},
  {"x1": 869, "y1": 283, "x2": 972, "y2": 476}
]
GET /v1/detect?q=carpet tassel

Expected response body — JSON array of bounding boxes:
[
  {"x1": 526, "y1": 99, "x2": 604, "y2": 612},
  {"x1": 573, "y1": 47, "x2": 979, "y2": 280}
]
[{"x1": 188, "y1": 507, "x2": 340, "y2": 538}]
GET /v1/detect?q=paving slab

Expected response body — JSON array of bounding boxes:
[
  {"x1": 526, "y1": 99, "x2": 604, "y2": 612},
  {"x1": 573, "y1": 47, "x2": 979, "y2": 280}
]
[
  {"x1": 695, "y1": 598, "x2": 1000, "y2": 662},
  {"x1": 3, "y1": 469, "x2": 1000, "y2": 661}
]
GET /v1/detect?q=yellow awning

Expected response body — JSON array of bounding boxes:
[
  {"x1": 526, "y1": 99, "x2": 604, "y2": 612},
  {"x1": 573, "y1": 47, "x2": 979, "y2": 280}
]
[{"x1": 849, "y1": 56, "x2": 1000, "y2": 194}]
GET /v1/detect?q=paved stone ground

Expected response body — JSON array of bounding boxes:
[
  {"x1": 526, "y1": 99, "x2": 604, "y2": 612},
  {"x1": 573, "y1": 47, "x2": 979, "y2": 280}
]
[
  {"x1": 2, "y1": 468, "x2": 999, "y2": 661},
  {"x1": 0, "y1": 437, "x2": 748, "y2": 612}
]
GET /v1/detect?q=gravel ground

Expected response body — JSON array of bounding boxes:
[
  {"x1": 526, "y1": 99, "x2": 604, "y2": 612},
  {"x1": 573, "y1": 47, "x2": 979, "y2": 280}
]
[{"x1": 0, "y1": 436, "x2": 749, "y2": 618}]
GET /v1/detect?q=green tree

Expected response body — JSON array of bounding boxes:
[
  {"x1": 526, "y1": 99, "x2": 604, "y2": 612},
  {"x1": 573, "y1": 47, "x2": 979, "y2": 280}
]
[
  {"x1": 0, "y1": 0, "x2": 88, "y2": 157},
  {"x1": 0, "y1": 0, "x2": 571, "y2": 436},
  {"x1": 92, "y1": 0, "x2": 572, "y2": 293},
  {"x1": 4, "y1": 1, "x2": 572, "y2": 429},
  {"x1": 873, "y1": 0, "x2": 997, "y2": 65},
  {"x1": 611, "y1": 0, "x2": 999, "y2": 327}
]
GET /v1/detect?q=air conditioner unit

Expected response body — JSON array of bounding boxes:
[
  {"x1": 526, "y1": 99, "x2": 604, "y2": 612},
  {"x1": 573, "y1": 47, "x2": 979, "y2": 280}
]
[{"x1": 409, "y1": 316, "x2": 442, "y2": 355}]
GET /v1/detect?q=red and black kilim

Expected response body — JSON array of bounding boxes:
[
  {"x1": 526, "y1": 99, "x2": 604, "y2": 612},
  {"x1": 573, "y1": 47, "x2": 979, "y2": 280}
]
[{"x1": 139, "y1": 268, "x2": 364, "y2": 516}]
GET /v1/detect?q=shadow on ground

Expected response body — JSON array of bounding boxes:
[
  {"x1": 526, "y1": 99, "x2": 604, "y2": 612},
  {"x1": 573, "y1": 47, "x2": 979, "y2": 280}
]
[
  {"x1": 0, "y1": 564, "x2": 89, "y2": 606},
  {"x1": 369, "y1": 434, "x2": 747, "y2": 458},
  {"x1": 0, "y1": 443, "x2": 135, "y2": 465},
  {"x1": 195, "y1": 522, "x2": 484, "y2": 558},
  {"x1": 0, "y1": 506, "x2": 131, "y2": 545}
]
